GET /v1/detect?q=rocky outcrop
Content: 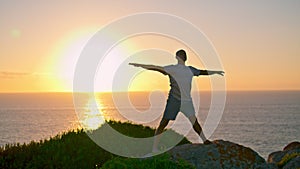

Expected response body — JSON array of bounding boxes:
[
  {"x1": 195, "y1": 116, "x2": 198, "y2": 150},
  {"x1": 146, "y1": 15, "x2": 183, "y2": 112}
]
[
  {"x1": 168, "y1": 140, "x2": 265, "y2": 169},
  {"x1": 267, "y1": 141, "x2": 300, "y2": 169},
  {"x1": 168, "y1": 140, "x2": 300, "y2": 169}
]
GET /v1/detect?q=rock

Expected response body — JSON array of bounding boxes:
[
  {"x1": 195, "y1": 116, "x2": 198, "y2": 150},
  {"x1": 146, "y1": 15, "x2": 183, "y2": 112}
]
[
  {"x1": 282, "y1": 156, "x2": 300, "y2": 169},
  {"x1": 268, "y1": 148, "x2": 300, "y2": 165},
  {"x1": 268, "y1": 151, "x2": 285, "y2": 164},
  {"x1": 168, "y1": 140, "x2": 266, "y2": 169},
  {"x1": 168, "y1": 143, "x2": 222, "y2": 169},
  {"x1": 267, "y1": 141, "x2": 300, "y2": 169},
  {"x1": 253, "y1": 163, "x2": 278, "y2": 169},
  {"x1": 283, "y1": 141, "x2": 300, "y2": 151}
]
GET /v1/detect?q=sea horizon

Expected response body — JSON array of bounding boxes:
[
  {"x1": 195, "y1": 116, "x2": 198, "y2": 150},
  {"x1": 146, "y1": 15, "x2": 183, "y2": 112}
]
[{"x1": 1, "y1": 89, "x2": 300, "y2": 93}]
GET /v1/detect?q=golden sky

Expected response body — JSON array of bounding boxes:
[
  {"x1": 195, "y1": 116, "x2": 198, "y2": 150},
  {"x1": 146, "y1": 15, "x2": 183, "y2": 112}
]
[{"x1": 1, "y1": 1, "x2": 299, "y2": 92}]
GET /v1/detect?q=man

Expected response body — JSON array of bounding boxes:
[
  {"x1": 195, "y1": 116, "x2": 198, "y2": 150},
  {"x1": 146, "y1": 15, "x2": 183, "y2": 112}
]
[{"x1": 129, "y1": 49, "x2": 224, "y2": 152}]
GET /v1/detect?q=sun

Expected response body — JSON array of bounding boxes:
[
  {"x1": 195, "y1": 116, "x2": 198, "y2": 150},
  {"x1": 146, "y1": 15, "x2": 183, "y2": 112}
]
[
  {"x1": 50, "y1": 26, "x2": 138, "y2": 92},
  {"x1": 49, "y1": 27, "x2": 98, "y2": 92}
]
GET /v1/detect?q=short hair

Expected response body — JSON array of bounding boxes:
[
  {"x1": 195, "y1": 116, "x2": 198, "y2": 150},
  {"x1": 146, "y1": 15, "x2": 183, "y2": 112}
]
[{"x1": 176, "y1": 49, "x2": 187, "y2": 61}]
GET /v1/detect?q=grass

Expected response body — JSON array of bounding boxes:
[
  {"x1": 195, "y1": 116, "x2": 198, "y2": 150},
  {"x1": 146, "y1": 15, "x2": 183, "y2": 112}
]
[
  {"x1": 100, "y1": 154, "x2": 195, "y2": 169},
  {"x1": 0, "y1": 121, "x2": 191, "y2": 169}
]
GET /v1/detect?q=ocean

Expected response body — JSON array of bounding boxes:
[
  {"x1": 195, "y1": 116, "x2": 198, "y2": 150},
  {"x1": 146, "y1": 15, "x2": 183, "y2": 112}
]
[{"x1": 0, "y1": 91, "x2": 299, "y2": 159}]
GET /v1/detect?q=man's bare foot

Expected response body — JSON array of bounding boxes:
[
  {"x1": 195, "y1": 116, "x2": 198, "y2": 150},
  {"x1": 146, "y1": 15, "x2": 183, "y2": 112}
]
[
  {"x1": 142, "y1": 150, "x2": 160, "y2": 158},
  {"x1": 204, "y1": 140, "x2": 213, "y2": 145}
]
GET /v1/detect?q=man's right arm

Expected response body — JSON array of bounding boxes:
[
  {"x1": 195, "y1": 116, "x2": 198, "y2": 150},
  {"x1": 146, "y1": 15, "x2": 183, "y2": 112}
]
[{"x1": 129, "y1": 63, "x2": 167, "y2": 75}]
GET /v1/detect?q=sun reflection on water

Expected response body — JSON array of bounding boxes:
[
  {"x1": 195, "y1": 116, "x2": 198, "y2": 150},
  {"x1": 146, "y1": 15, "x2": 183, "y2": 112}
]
[{"x1": 81, "y1": 96, "x2": 105, "y2": 130}]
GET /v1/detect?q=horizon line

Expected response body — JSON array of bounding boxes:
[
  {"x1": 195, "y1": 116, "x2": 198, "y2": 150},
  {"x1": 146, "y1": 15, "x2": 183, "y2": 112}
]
[{"x1": 1, "y1": 89, "x2": 300, "y2": 94}]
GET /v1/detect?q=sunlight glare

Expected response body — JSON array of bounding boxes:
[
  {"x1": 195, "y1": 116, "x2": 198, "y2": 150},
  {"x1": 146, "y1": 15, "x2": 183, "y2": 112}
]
[
  {"x1": 81, "y1": 96, "x2": 105, "y2": 130},
  {"x1": 50, "y1": 27, "x2": 97, "y2": 91}
]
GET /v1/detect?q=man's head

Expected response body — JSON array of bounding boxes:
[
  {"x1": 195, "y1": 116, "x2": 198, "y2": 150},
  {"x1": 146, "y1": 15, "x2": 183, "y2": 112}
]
[{"x1": 176, "y1": 49, "x2": 187, "y2": 62}]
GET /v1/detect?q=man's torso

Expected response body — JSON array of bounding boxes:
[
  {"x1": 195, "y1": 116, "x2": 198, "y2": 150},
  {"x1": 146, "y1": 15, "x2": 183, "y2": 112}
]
[{"x1": 163, "y1": 64, "x2": 199, "y2": 101}]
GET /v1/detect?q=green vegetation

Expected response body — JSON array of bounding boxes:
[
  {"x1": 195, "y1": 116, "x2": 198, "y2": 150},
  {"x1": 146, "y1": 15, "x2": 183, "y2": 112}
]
[
  {"x1": 100, "y1": 154, "x2": 195, "y2": 169},
  {"x1": 0, "y1": 121, "x2": 191, "y2": 169}
]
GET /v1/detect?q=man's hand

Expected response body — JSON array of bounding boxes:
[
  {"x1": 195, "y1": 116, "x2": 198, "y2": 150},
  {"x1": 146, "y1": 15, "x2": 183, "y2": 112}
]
[
  {"x1": 216, "y1": 71, "x2": 225, "y2": 76},
  {"x1": 200, "y1": 70, "x2": 225, "y2": 76},
  {"x1": 129, "y1": 63, "x2": 141, "y2": 67}
]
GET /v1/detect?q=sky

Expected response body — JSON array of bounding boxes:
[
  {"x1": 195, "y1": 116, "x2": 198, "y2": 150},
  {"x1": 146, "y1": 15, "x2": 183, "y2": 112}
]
[{"x1": 1, "y1": 0, "x2": 299, "y2": 92}]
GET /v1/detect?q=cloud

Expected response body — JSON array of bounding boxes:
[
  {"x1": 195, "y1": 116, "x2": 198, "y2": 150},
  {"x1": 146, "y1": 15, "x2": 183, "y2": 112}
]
[
  {"x1": 0, "y1": 71, "x2": 31, "y2": 79},
  {"x1": 0, "y1": 71, "x2": 56, "y2": 79}
]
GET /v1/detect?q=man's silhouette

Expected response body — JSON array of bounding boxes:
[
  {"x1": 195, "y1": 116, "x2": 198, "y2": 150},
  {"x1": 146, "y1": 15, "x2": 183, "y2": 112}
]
[{"x1": 129, "y1": 49, "x2": 224, "y2": 152}]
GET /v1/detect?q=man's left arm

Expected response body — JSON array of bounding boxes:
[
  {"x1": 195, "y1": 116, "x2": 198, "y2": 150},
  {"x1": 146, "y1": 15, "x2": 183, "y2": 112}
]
[
  {"x1": 190, "y1": 66, "x2": 225, "y2": 76},
  {"x1": 199, "y1": 70, "x2": 225, "y2": 76}
]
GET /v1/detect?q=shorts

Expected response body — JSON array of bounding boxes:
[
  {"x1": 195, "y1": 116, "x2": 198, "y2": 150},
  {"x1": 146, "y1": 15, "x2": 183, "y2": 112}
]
[{"x1": 162, "y1": 95, "x2": 196, "y2": 120}]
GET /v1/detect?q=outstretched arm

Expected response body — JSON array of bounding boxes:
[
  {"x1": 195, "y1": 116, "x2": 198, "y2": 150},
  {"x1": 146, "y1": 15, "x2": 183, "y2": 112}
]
[
  {"x1": 200, "y1": 70, "x2": 225, "y2": 76},
  {"x1": 129, "y1": 63, "x2": 167, "y2": 75}
]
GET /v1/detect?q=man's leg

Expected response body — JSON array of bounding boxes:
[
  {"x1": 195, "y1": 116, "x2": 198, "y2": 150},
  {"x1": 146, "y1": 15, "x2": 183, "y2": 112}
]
[
  {"x1": 188, "y1": 115, "x2": 211, "y2": 144},
  {"x1": 152, "y1": 118, "x2": 169, "y2": 152}
]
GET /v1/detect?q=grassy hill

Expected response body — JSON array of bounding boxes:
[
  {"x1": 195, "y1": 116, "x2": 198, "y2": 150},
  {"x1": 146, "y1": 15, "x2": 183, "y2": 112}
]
[{"x1": 0, "y1": 121, "x2": 192, "y2": 169}]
